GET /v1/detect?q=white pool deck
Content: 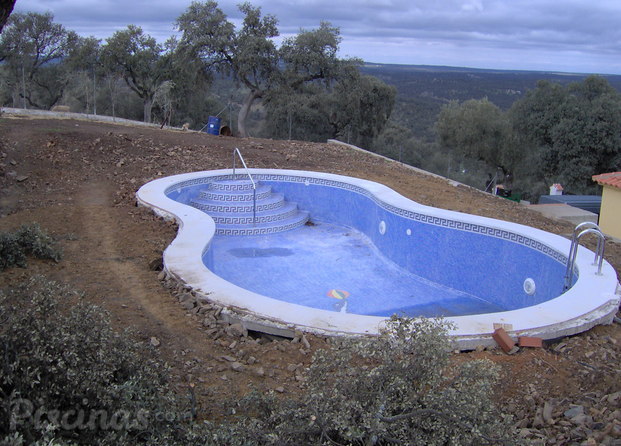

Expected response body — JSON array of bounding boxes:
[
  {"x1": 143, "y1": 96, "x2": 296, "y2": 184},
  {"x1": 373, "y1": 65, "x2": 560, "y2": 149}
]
[{"x1": 137, "y1": 169, "x2": 620, "y2": 350}]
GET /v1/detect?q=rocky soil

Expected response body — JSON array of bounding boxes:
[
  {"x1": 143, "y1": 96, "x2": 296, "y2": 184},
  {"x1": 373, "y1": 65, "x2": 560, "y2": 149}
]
[{"x1": 1, "y1": 113, "x2": 620, "y2": 445}]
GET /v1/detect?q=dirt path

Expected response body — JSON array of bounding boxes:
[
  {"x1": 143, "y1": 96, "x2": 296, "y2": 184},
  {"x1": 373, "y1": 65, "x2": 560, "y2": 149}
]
[
  {"x1": 75, "y1": 181, "x2": 173, "y2": 329},
  {"x1": 73, "y1": 181, "x2": 227, "y2": 391}
]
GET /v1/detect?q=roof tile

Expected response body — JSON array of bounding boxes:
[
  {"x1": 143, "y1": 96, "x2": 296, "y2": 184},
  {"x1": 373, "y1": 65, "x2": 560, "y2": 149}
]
[{"x1": 592, "y1": 172, "x2": 621, "y2": 190}]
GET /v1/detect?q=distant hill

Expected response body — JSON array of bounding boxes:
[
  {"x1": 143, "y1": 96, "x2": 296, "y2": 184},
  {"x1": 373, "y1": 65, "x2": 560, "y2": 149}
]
[{"x1": 361, "y1": 63, "x2": 621, "y2": 141}]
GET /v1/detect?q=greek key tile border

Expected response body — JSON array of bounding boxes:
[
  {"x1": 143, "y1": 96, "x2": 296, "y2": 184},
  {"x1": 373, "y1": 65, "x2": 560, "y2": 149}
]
[
  {"x1": 190, "y1": 199, "x2": 284, "y2": 214},
  {"x1": 212, "y1": 207, "x2": 298, "y2": 225},
  {"x1": 199, "y1": 188, "x2": 272, "y2": 202},
  {"x1": 209, "y1": 181, "x2": 255, "y2": 192},
  {"x1": 216, "y1": 214, "x2": 308, "y2": 236},
  {"x1": 164, "y1": 174, "x2": 238, "y2": 195}
]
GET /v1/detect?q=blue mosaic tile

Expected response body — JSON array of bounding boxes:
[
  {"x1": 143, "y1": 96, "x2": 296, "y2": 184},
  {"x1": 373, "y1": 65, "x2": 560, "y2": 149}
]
[{"x1": 251, "y1": 174, "x2": 567, "y2": 264}]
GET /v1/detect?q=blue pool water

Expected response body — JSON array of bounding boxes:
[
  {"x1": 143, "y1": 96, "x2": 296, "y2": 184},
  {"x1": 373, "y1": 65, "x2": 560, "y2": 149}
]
[{"x1": 206, "y1": 221, "x2": 505, "y2": 317}]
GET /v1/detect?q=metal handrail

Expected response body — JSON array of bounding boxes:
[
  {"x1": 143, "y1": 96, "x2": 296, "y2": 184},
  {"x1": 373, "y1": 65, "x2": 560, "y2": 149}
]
[
  {"x1": 563, "y1": 223, "x2": 606, "y2": 291},
  {"x1": 232, "y1": 148, "x2": 257, "y2": 226},
  {"x1": 571, "y1": 222, "x2": 605, "y2": 267},
  {"x1": 571, "y1": 222, "x2": 603, "y2": 260}
]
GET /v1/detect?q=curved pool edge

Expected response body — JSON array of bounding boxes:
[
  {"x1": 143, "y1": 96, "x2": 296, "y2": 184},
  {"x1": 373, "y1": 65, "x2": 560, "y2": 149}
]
[{"x1": 136, "y1": 169, "x2": 621, "y2": 350}]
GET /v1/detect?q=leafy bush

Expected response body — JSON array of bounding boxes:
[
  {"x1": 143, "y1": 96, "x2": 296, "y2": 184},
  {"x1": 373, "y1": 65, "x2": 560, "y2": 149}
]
[
  {"x1": 225, "y1": 316, "x2": 514, "y2": 445},
  {"x1": 0, "y1": 233, "x2": 26, "y2": 270},
  {"x1": 0, "y1": 277, "x2": 203, "y2": 445},
  {"x1": 0, "y1": 224, "x2": 61, "y2": 270},
  {"x1": 0, "y1": 277, "x2": 514, "y2": 445}
]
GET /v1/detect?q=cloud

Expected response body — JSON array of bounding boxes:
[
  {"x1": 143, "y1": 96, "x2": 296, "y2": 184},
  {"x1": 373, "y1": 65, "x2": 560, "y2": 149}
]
[{"x1": 11, "y1": 0, "x2": 621, "y2": 74}]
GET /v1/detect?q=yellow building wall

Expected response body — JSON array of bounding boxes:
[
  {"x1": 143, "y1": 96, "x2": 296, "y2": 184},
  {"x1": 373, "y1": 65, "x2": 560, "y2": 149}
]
[{"x1": 599, "y1": 186, "x2": 621, "y2": 239}]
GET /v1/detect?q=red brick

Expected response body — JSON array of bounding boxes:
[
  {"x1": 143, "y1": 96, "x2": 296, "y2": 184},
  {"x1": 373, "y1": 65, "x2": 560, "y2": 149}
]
[
  {"x1": 518, "y1": 336, "x2": 543, "y2": 348},
  {"x1": 492, "y1": 327, "x2": 516, "y2": 353}
]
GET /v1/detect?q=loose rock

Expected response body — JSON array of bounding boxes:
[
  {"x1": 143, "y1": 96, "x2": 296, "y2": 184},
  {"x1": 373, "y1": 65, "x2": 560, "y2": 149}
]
[
  {"x1": 231, "y1": 362, "x2": 245, "y2": 372},
  {"x1": 542, "y1": 400, "x2": 555, "y2": 424},
  {"x1": 564, "y1": 406, "x2": 585, "y2": 419},
  {"x1": 301, "y1": 335, "x2": 311, "y2": 349},
  {"x1": 226, "y1": 323, "x2": 247, "y2": 338}
]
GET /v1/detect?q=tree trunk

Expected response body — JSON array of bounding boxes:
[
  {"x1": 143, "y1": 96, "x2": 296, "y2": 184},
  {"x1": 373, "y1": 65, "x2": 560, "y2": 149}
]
[
  {"x1": 143, "y1": 97, "x2": 153, "y2": 123},
  {"x1": 0, "y1": 0, "x2": 17, "y2": 33},
  {"x1": 238, "y1": 89, "x2": 262, "y2": 138}
]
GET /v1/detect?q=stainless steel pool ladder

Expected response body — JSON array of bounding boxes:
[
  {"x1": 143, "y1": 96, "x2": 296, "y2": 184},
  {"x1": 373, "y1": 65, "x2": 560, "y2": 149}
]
[
  {"x1": 563, "y1": 222, "x2": 606, "y2": 291},
  {"x1": 232, "y1": 148, "x2": 257, "y2": 226}
]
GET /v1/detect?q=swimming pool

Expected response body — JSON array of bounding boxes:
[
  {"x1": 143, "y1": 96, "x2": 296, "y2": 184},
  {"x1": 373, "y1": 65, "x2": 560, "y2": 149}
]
[{"x1": 137, "y1": 169, "x2": 620, "y2": 349}]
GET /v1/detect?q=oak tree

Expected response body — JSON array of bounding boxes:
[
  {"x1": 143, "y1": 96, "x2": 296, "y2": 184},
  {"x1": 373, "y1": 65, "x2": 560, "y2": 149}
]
[
  {"x1": 0, "y1": 12, "x2": 78, "y2": 109},
  {"x1": 177, "y1": 1, "x2": 344, "y2": 137},
  {"x1": 101, "y1": 25, "x2": 171, "y2": 123},
  {"x1": 437, "y1": 98, "x2": 519, "y2": 182},
  {"x1": 509, "y1": 76, "x2": 621, "y2": 193}
]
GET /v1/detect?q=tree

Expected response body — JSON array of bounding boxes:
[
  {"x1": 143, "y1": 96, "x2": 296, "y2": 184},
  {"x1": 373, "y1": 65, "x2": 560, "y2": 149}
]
[
  {"x1": 437, "y1": 98, "x2": 519, "y2": 184},
  {"x1": 102, "y1": 72, "x2": 124, "y2": 118},
  {"x1": 329, "y1": 64, "x2": 396, "y2": 148},
  {"x1": 155, "y1": 36, "x2": 214, "y2": 128},
  {"x1": 261, "y1": 83, "x2": 333, "y2": 141},
  {"x1": 177, "y1": 1, "x2": 345, "y2": 137},
  {"x1": 278, "y1": 20, "x2": 342, "y2": 89},
  {"x1": 261, "y1": 61, "x2": 395, "y2": 145},
  {"x1": 509, "y1": 76, "x2": 621, "y2": 193},
  {"x1": 509, "y1": 80, "x2": 566, "y2": 155},
  {"x1": 371, "y1": 122, "x2": 435, "y2": 168},
  {"x1": 0, "y1": 12, "x2": 78, "y2": 109},
  {"x1": 102, "y1": 25, "x2": 171, "y2": 123},
  {"x1": 65, "y1": 36, "x2": 102, "y2": 114},
  {"x1": 0, "y1": 0, "x2": 16, "y2": 34},
  {"x1": 177, "y1": 1, "x2": 278, "y2": 137}
]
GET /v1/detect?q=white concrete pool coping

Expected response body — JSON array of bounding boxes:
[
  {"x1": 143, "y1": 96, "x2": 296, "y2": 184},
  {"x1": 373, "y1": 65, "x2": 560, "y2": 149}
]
[{"x1": 136, "y1": 169, "x2": 621, "y2": 349}]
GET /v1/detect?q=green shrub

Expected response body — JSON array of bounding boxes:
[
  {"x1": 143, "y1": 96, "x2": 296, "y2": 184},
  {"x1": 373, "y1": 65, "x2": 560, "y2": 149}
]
[
  {"x1": 226, "y1": 316, "x2": 515, "y2": 445},
  {"x1": 13, "y1": 224, "x2": 62, "y2": 262},
  {"x1": 0, "y1": 277, "x2": 515, "y2": 445},
  {"x1": 0, "y1": 224, "x2": 61, "y2": 270},
  {"x1": 0, "y1": 277, "x2": 204, "y2": 445},
  {"x1": 0, "y1": 233, "x2": 26, "y2": 270}
]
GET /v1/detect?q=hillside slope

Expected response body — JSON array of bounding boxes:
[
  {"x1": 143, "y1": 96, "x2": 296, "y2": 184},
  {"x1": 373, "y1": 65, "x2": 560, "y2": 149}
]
[{"x1": 1, "y1": 114, "x2": 620, "y2": 444}]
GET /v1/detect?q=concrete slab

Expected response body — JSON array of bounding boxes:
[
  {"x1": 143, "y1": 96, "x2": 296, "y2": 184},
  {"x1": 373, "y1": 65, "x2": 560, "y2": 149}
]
[{"x1": 528, "y1": 203, "x2": 598, "y2": 226}]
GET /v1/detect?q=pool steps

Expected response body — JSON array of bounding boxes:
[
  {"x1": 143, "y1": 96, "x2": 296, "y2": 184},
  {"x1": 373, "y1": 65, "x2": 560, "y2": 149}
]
[
  {"x1": 189, "y1": 179, "x2": 309, "y2": 235},
  {"x1": 199, "y1": 184, "x2": 273, "y2": 202}
]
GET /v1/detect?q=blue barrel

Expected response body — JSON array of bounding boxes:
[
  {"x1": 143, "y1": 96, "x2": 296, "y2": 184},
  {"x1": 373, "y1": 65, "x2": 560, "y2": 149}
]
[{"x1": 206, "y1": 116, "x2": 221, "y2": 135}]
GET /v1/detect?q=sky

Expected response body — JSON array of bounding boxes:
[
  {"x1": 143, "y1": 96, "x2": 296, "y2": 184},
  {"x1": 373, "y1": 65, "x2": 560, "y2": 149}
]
[{"x1": 11, "y1": 0, "x2": 621, "y2": 75}]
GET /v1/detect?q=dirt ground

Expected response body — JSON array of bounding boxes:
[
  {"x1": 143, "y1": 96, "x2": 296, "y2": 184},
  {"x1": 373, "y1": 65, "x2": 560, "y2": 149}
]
[{"x1": 1, "y1": 114, "x2": 620, "y2": 444}]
